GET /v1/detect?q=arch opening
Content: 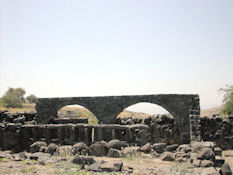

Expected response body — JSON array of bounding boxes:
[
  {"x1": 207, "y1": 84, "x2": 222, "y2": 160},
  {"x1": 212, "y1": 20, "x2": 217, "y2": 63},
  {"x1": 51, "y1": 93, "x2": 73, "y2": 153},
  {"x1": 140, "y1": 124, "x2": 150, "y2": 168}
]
[
  {"x1": 116, "y1": 102, "x2": 180, "y2": 145},
  {"x1": 117, "y1": 102, "x2": 174, "y2": 121},
  {"x1": 55, "y1": 104, "x2": 98, "y2": 124}
]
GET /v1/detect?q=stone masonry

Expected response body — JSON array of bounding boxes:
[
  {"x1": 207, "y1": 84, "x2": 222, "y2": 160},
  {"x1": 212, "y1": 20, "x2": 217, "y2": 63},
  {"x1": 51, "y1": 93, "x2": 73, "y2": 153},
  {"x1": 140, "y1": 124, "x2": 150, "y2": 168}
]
[{"x1": 36, "y1": 94, "x2": 200, "y2": 144}]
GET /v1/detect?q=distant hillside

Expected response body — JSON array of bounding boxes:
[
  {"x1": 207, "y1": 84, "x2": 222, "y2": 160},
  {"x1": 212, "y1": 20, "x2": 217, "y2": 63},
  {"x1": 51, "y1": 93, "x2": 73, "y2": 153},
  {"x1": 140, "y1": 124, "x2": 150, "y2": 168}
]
[{"x1": 200, "y1": 106, "x2": 221, "y2": 117}]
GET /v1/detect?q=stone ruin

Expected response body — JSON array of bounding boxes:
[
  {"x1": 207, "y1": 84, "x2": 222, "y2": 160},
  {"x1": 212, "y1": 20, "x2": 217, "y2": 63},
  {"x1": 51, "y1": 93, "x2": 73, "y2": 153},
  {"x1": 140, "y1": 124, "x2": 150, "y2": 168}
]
[{"x1": 0, "y1": 94, "x2": 232, "y2": 174}]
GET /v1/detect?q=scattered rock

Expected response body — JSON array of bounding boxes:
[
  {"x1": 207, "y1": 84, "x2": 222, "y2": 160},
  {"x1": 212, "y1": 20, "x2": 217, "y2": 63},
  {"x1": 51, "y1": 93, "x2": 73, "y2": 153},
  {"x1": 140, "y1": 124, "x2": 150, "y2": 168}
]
[
  {"x1": 72, "y1": 155, "x2": 95, "y2": 166},
  {"x1": 201, "y1": 167, "x2": 219, "y2": 175},
  {"x1": 108, "y1": 139, "x2": 127, "y2": 150},
  {"x1": 200, "y1": 160, "x2": 214, "y2": 167},
  {"x1": 30, "y1": 152, "x2": 51, "y2": 164},
  {"x1": 30, "y1": 141, "x2": 47, "y2": 153},
  {"x1": 46, "y1": 143, "x2": 58, "y2": 155},
  {"x1": 122, "y1": 147, "x2": 139, "y2": 156},
  {"x1": 165, "y1": 144, "x2": 178, "y2": 152},
  {"x1": 193, "y1": 159, "x2": 201, "y2": 167},
  {"x1": 214, "y1": 156, "x2": 225, "y2": 167},
  {"x1": 56, "y1": 145, "x2": 72, "y2": 155},
  {"x1": 160, "y1": 152, "x2": 174, "y2": 161},
  {"x1": 219, "y1": 162, "x2": 232, "y2": 175},
  {"x1": 72, "y1": 142, "x2": 89, "y2": 155},
  {"x1": 214, "y1": 147, "x2": 222, "y2": 156},
  {"x1": 152, "y1": 143, "x2": 166, "y2": 153},
  {"x1": 140, "y1": 143, "x2": 151, "y2": 153},
  {"x1": 89, "y1": 141, "x2": 109, "y2": 157},
  {"x1": 197, "y1": 148, "x2": 215, "y2": 160},
  {"x1": 99, "y1": 161, "x2": 123, "y2": 172},
  {"x1": 107, "y1": 148, "x2": 122, "y2": 158}
]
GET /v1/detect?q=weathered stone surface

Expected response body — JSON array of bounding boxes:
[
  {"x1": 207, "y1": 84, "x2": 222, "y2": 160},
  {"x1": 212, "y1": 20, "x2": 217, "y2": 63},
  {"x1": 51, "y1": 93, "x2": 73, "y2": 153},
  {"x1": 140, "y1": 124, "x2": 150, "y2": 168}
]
[
  {"x1": 140, "y1": 143, "x2": 151, "y2": 153},
  {"x1": 107, "y1": 148, "x2": 122, "y2": 158},
  {"x1": 30, "y1": 152, "x2": 51, "y2": 163},
  {"x1": 160, "y1": 152, "x2": 174, "y2": 161},
  {"x1": 56, "y1": 145, "x2": 72, "y2": 155},
  {"x1": 201, "y1": 167, "x2": 219, "y2": 175},
  {"x1": 193, "y1": 159, "x2": 201, "y2": 167},
  {"x1": 165, "y1": 144, "x2": 178, "y2": 152},
  {"x1": 89, "y1": 141, "x2": 109, "y2": 157},
  {"x1": 35, "y1": 94, "x2": 200, "y2": 144},
  {"x1": 214, "y1": 156, "x2": 225, "y2": 167},
  {"x1": 46, "y1": 143, "x2": 58, "y2": 155},
  {"x1": 214, "y1": 147, "x2": 222, "y2": 156},
  {"x1": 122, "y1": 147, "x2": 139, "y2": 156},
  {"x1": 72, "y1": 155, "x2": 95, "y2": 166},
  {"x1": 72, "y1": 142, "x2": 89, "y2": 155},
  {"x1": 99, "y1": 161, "x2": 123, "y2": 172},
  {"x1": 200, "y1": 160, "x2": 214, "y2": 167},
  {"x1": 219, "y1": 162, "x2": 232, "y2": 175},
  {"x1": 108, "y1": 139, "x2": 127, "y2": 150},
  {"x1": 30, "y1": 141, "x2": 47, "y2": 153},
  {"x1": 152, "y1": 143, "x2": 166, "y2": 153},
  {"x1": 197, "y1": 148, "x2": 215, "y2": 160}
]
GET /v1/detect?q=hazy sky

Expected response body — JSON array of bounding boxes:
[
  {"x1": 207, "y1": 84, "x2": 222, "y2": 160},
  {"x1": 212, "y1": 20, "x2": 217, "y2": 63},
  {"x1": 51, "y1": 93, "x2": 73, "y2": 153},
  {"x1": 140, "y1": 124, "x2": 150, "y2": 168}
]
[{"x1": 0, "y1": 0, "x2": 232, "y2": 113}]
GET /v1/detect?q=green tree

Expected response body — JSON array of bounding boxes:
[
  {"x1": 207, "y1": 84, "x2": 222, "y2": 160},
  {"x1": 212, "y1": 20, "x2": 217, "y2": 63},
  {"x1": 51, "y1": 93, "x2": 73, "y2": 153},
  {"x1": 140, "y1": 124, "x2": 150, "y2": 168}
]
[
  {"x1": 219, "y1": 85, "x2": 233, "y2": 115},
  {"x1": 26, "y1": 94, "x2": 38, "y2": 103},
  {"x1": 0, "y1": 87, "x2": 26, "y2": 108}
]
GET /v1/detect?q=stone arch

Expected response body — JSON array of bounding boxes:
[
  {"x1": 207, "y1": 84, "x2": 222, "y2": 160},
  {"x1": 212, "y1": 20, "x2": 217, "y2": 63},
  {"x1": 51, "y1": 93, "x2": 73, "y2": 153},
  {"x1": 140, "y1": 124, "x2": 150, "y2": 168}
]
[{"x1": 35, "y1": 94, "x2": 200, "y2": 143}]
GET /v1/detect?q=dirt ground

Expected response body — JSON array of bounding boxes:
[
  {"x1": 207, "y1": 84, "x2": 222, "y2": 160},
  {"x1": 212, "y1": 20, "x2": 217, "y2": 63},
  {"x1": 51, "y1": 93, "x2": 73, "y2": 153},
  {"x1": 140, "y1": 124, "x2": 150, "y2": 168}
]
[{"x1": 0, "y1": 150, "x2": 232, "y2": 175}]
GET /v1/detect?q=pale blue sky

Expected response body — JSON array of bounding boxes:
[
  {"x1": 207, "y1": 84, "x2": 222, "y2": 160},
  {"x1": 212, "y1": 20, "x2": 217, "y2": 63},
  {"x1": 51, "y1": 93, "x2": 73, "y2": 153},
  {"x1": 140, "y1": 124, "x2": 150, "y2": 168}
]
[{"x1": 0, "y1": 0, "x2": 233, "y2": 113}]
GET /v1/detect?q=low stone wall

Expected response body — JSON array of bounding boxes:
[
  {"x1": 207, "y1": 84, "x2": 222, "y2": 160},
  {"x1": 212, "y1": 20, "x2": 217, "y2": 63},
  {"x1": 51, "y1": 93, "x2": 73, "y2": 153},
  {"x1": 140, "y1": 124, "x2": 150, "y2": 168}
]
[
  {"x1": 0, "y1": 123, "x2": 149, "y2": 152},
  {"x1": 201, "y1": 116, "x2": 233, "y2": 149}
]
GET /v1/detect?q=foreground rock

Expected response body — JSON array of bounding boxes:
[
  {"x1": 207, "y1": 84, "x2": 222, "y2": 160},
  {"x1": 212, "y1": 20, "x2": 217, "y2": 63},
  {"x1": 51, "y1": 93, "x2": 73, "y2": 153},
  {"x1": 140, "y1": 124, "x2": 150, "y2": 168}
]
[
  {"x1": 89, "y1": 141, "x2": 109, "y2": 157},
  {"x1": 30, "y1": 141, "x2": 47, "y2": 153}
]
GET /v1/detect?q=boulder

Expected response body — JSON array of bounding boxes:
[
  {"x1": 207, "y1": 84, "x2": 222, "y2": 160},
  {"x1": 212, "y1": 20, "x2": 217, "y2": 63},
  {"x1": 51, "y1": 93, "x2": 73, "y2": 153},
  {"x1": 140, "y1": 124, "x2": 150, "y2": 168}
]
[
  {"x1": 165, "y1": 144, "x2": 178, "y2": 152},
  {"x1": 152, "y1": 143, "x2": 166, "y2": 153},
  {"x1": 30, "y1": 152, "x2": 51, "y2": 164},
  {"x1": 89, "y1": 141, "x2": 109, "y2": 157},
  {"x1": 214, "y1": 156, "x2": 225, "y2": 167},
  {"x1": 46, "y1": 143, "x2": 58, "y2": 155},
  {"x1": 30, "y1": 141, "x2": 47, "y2": 153},
  {"x1": 200, "y1": 160, "x2": 214, "y2": 167},
  {"x1": 214, "y1": 147, "x2": 222, "y2": 156},
  {"x1": 56, "y1": 145, "x2": 72, "y2": 156},
  {"x1": 108, "y1": 140, "x2": 127, "y2": 150},
  {"x1": 99, "y1": 161, "x2": 123, "y2": 172},
  {"x1": 193, "y1": 159, "x2": 201, "y2": 167},
  {"x1": 201, "y1": 167, "x2": 219, "y2": 175},
  {"x1": 107, "y1": 148, "x2": 122, "y2": 158},
  {"x1": 219, "y1": 162, "x2": 232, "y2": 175},
  {"x1": 72, "y1": 155, "x2": 95, "y2": 166},
  {"x1": 140, "y1": 143, "x2": 151, "y2": 153},
  {"x1": 197, "y1": 148, "x2": 215, "y2": 160},
  {"x1": 122, "y1": 147, "x2": 139, "y2": 156},
  {"x1": 160, "y1": 152, "x2": 174, "y2": 161},
  {"x1": 72, "y1": 142, "x2": 89, "y2": 155}
]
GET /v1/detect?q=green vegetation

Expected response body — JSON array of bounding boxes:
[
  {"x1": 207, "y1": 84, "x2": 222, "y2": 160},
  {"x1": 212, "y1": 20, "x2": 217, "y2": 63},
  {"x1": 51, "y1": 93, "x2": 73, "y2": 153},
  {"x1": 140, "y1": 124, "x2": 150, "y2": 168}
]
[
  {"x1": 0, "y1": 87, "x2": 26, "y2": 108},
  {"x1": 26, "y1": 94, "x2": 38, "y2": 103},
  {"x1": 219, "y1": 85, "x2": 233, "y2": 115},
  {"x1": 0, "y1": 87, "x2": 37, "y2": 108}
]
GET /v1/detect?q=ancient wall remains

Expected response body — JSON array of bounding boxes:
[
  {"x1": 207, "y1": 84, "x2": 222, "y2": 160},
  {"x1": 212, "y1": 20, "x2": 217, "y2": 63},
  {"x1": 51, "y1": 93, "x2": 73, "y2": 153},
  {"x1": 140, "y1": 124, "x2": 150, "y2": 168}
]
[{"x1": 36, "y1": 94, "x2": 200, "y2": 144}]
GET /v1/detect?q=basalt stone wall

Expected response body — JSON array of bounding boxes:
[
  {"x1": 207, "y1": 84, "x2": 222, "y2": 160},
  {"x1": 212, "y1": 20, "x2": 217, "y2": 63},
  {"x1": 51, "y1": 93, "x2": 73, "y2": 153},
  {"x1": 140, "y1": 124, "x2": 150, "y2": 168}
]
[
  {"x1": 36, "y1": 94, "x2": 200, "y2": 144},
  {"x1": 0, "y1": 123, "x2": 150, "y2": 152},
  {"x1": 201, "y1": 116, "x2": 233, "y2": 149},
  {"x1": 117, "y1": 114, "x2": 180, "y2": 145}
]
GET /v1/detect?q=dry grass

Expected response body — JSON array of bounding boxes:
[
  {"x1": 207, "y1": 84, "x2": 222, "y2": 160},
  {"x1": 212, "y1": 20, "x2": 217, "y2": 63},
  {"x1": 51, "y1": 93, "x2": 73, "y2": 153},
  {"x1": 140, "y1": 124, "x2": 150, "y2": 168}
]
[
  {"x1": 200, "y1": 106, "x2": 222, "y2": 117},
  {"x1": 117, "y1": 110, "x2": 150, "y2": 119},
  {"x1": 0, "y1": 103, "x2": 36, "y2": 113}
]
